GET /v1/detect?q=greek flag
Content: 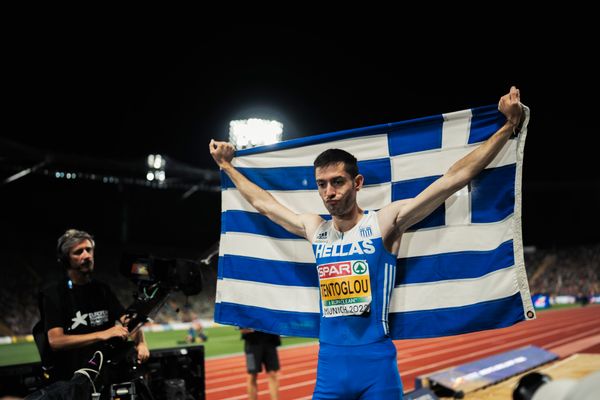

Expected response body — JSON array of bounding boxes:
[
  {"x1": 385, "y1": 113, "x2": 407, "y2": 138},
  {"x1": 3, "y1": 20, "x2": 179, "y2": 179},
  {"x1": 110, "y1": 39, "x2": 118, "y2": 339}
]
[{"x1": 215, "y1": 104, "x2": 535, "y2": 339}]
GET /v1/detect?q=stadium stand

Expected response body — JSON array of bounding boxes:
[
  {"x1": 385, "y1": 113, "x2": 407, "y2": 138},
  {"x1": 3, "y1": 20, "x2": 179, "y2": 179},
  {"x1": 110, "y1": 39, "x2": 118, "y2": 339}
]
[
  {"x1": 526, "y1": 243, "x2": 600, "y2": 299},
  {"x1": 0, "y1": 242, "x2": 597, "y2": 336}
]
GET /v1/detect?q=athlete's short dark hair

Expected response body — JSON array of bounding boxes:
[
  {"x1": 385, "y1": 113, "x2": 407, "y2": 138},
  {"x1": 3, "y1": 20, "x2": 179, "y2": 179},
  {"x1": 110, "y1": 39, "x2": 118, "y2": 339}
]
[{"x1": 313, "y1": 149, "x2": 359, "y2": 178}]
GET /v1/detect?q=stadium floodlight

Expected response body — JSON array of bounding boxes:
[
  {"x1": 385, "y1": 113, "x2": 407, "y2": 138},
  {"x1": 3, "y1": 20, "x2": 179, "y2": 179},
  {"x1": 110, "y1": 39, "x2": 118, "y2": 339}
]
[
  {"x1": 147, "y1": 154, "x2": 165, "y2": 169},
  {"x1": 146, "y1": 154, "x2": 166, "y2": 182},
  {"x1": 229, "y1": 118, "x2": 283, "y2": 149}
]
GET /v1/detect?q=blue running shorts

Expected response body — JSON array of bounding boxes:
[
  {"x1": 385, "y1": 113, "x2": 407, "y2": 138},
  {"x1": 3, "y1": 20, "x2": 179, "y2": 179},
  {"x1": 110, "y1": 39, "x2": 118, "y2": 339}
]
[{"x1": 313, "y1": 339, "x2": 403, "y2": 399}]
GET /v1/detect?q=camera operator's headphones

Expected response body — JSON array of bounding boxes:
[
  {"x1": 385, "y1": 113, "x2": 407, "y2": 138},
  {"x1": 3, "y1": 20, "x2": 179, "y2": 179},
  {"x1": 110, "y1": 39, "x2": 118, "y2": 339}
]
[{"x1": 56, "y1": 229, "x2": 95, "y2": 268}]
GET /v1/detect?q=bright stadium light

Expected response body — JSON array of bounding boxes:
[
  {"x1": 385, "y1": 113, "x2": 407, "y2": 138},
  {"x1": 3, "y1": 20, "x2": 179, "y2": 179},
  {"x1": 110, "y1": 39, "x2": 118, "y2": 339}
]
[
  {"x1": 229, "y1": 118, "x2": 283, "y2": 149},
  {"x1": 146, "y1": 154, "x2": 166, "y2": 183},
  {"x1": 147, "y1": 154, "x2": 165, "y2": 169}
]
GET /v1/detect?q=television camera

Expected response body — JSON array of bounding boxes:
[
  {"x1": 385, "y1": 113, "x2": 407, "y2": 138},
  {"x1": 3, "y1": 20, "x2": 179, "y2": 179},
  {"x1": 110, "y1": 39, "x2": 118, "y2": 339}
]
[
  {"x1": 99, "y1": 254, "x2": 205, "y2": 399},
  {"x1": 118, "y1": 254, "x2": 204, "y2": 335}
]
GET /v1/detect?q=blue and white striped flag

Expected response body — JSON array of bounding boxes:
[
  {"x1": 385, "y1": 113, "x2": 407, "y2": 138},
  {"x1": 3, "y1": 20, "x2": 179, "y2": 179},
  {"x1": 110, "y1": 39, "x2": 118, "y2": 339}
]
[{"x1": 215, "y1": 104, "x2": 535, "y2": 339}]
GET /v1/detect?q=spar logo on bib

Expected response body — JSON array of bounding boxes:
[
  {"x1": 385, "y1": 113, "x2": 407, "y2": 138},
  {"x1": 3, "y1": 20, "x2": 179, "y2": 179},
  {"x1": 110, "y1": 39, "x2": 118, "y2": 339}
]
[
  {"x1": 318, "y1": 261, "x2": 351, "y2": 279},
  {"x1": 318, "y1": 260, "x2": 372, "y2": 317},
  {"x1": 353, "y1": 261, "x2": 367, "y2": 275}
]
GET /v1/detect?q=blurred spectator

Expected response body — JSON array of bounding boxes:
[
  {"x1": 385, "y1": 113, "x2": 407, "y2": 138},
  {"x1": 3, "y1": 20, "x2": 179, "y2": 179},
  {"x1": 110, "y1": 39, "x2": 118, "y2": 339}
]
[
  {"x1": 185, "y1": 320, "x2": 208, "y2": 344},
  {"x1": 181, "y1": 304, "x2": 208, "y2": 343},
  {"x1": 527, "y1": 244, "x2": 600, "y2": 298},
  {"x1": 240, "y1": 328, "x2": 281, "y2": 400}
]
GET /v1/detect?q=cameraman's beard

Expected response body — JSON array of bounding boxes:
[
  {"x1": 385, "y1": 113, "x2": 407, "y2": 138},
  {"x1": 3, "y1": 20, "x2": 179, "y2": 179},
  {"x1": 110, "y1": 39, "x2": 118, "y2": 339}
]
[{"x1": 78, "y1": 259, "x2": 94, "y2": 275}]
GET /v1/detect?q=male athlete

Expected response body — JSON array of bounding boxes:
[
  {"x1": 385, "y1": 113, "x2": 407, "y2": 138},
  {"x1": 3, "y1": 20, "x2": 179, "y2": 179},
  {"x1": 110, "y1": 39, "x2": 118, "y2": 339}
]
[{"x1": 209, "y1": 87, "x2": 524, "y2": 398}]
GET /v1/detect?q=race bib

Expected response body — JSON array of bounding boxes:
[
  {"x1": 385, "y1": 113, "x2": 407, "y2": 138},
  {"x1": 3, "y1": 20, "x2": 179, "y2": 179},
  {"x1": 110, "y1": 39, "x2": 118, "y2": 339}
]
[{"x1": 318, "y1": 260, "x2": 371, "y2": 317}]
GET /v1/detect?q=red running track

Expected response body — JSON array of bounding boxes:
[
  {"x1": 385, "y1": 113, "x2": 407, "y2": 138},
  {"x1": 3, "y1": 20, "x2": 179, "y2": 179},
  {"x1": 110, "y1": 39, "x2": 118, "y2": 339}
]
[{"x1": 205, "y1": 305, "x2": 600, "y2": 399}]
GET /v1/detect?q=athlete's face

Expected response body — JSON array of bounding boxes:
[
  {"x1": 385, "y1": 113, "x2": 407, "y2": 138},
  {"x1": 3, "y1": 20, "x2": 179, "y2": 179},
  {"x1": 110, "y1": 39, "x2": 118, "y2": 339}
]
[
  {"x1": 315, "y1": 162, "x2": 363, "y2": 216},
  {"x1": 68, "y1": 239, "x2": 95, "y2": 274}
]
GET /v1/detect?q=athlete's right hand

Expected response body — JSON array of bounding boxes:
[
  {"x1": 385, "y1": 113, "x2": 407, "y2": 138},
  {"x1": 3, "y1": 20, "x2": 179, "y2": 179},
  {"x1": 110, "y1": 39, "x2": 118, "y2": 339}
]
[
  {"x1": 209, "y1": 139, "x2": 235, "y2": 168},
  {"x1": 102, "y1": 325, "x2": 129, "y2": 341}
]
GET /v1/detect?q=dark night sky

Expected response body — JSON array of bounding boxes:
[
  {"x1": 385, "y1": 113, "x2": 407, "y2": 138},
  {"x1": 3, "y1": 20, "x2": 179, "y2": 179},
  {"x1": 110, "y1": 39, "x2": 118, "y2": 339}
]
[{"x1": 1, "y1": 20, "x2": 598, "y2": 256}]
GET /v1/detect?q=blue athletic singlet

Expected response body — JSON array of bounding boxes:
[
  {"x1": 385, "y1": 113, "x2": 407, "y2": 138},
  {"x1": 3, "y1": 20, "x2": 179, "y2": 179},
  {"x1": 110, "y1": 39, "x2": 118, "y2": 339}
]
[
  {"x1": 311, "y1": 210, "x2": 397, "y2": 345},
  {"x1": 311, "y1": 211, "x2": 403, "y2": 399}
]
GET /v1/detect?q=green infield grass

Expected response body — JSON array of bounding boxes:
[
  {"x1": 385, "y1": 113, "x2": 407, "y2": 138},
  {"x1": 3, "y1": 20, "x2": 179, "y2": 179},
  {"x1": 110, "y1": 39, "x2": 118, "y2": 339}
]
[{"x1": 0, "y1": 325, "x2": 317, "y2": 367}]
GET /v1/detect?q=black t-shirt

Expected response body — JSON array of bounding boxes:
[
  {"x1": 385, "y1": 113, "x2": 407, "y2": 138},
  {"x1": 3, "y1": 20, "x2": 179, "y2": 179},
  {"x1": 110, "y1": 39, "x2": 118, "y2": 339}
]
[
  {"x1": 241, "y1": 330, "x2": 281, "y2": 346},
  {"x1": 42, "y1": 279, "x2": 125, "y2": 380}
]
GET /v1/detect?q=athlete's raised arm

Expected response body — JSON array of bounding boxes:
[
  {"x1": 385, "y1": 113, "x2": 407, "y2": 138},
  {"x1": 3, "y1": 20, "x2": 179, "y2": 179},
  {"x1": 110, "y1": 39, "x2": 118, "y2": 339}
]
[{"x1": 210, "y1": 140, "x2": 323, "y2": 240}]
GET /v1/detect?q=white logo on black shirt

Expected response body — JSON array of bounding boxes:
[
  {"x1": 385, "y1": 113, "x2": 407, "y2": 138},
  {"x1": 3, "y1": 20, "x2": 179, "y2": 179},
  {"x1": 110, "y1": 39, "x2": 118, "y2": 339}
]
[
  {"x1": 70, "y1": 310, "x2": 89, "y2": 329},
  {"x1": 70, "y1": 309, "x2": 109, "y2": 330}
]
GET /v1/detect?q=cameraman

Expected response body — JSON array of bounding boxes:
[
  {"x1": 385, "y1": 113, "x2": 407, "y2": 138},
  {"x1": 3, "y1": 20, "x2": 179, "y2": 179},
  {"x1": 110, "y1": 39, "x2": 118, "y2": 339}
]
[{"x1": 40, "y1": 229, "x2": 149, "y2": 382}]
